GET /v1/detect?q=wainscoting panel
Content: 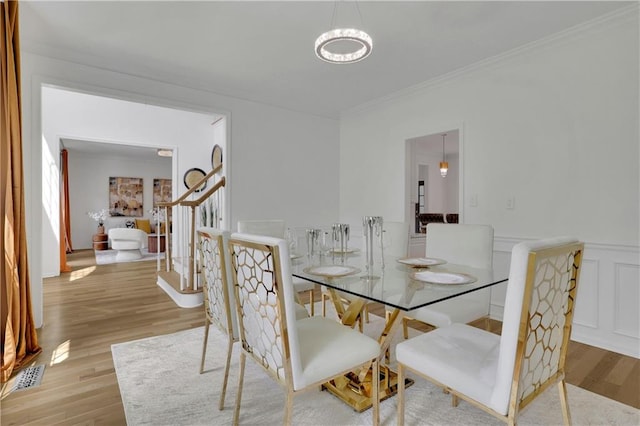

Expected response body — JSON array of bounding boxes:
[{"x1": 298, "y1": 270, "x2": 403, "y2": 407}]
[
  {"x1": 492, "y1": 237, "x2": 639, "y2": 359},
  {"x1": 574, "y1": 258, "x2": 599, "y2": 330},
  {"x1": 614, "y1": 262, "x2": 639, "y2": 338}
]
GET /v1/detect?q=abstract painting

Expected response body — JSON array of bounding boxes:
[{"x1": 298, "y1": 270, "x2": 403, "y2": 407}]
[
  {"x1": 153, "y1": 178, "x2": 172, "y2": 206},
  {"x1": 109, "y1": 177, "x2": 143, "y2": 217}
]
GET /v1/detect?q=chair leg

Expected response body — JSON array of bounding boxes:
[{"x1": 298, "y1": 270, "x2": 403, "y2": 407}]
[
  {"x1": 233, "y1": 352, "x2": 246, "y2": 426},
  {"x1": 372, "y1": 359, "x2": 380, "y2": 426},
  {"x1": 558, "y1": 380, "x2": 572, "y2": 426},
  {"x1": 321, "y1": 291, "x2": 328, "y2": 317},
  {"x1": 284, "y1": 389, "x2": 294, "y2": 425},
  {"x1": 451, "y1": 393, "x2": 459, "y2": 407},
  {"x1": 402, "y1": 317, "x2": 409, "y2": 339},
  {"x1": 397, "y1": 363, "x2": 405, "y2": 426},
  {"x1": 200, "y1": 321, "x2": 210, "y2": 374},
  {"x1": 364, "y1": 304, "x2": 370, "y2": 323},
  {"x1": 219, "y1": 336, "x2": 234, "y2": 410},
  {"x1": 309, "y1": 289, "x2": 314, "y2": 316}
]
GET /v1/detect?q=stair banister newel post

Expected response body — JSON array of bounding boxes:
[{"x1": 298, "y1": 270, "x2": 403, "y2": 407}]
[{"x1": 156, "y1": 164, "x2": 225, "y2": 302}]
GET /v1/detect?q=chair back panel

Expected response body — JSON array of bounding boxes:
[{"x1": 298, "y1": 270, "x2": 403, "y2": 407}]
[
  {"x1": 197, "y1": 228, "x2": 238, "y2": 339},
  {"x1": 237, "y1": 220, "x2": 286, "y2": 238},
  {"x1": 491, "y1": 237, "x2": 583, "y2": 415},
  {"x1": 425, "y1": 224, "x2": 494, "y2": 268},
  {"x1": 425, "y1": 223, "x2": 494, "y2": 317},
  {"x1": 228, "y1": 233, "x2": 300, "y2": 388},
  {"x1": 383, "y1": 221, "x2": 410, "y2": 257},
  {"x1": 515, "y1": 240, "x2": 583, "y2": 408}
]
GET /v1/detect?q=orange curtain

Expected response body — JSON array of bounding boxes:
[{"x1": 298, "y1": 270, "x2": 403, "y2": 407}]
[
  {"x1": 61, "y1": 149, "x2": 72, "y2": 253},
  {"x1": 59, "y1": 149, "x2": 72, "y2": 272},
  {"x1": 1, "y1": 0, "x2": 42, "y2": 383}
]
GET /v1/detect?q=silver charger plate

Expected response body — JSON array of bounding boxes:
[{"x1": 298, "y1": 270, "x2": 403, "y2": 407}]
[
  {"x1": 303, "y1": 265, "x2": 361, "y2": 278},
  {"x1": 397, "y1": 257, "x2": 446, "y2": 267},
  {"x1": 411, "y1": 270, "x2": 476, "y2": 285}
]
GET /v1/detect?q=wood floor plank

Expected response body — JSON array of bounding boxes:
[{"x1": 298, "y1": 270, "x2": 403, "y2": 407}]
[{"x1": 1, "y1": 249, "x2": 637, "y2": 426}]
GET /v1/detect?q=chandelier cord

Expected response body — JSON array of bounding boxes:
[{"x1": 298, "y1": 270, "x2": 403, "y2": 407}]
[
  {"x1": 330, "y1": 1, "x2": 364, "y2": 30},
  {"x1": 442, "y1": 134, "x2": 446, "y2": 162},
  {"x1": 330, "y1": 1, "x2": 338, "y2": 29},
  {"x1": 355, "y1": 1, "x2": 365, "y2": 27}
]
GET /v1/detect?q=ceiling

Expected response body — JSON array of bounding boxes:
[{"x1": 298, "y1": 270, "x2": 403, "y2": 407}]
[
  {"x1": 20, "y1": 1, "x2": 632, "y2": 119},
  {"x1": 61, "y1": 138, "x2": 172, "y2": 162}
]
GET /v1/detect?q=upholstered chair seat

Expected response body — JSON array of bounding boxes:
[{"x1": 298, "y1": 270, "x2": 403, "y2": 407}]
[
  {"x1": 396, "y1": 237, "x2": 584, "y2": 425},
  {"x1": 229, "y1": 233, "x2": 381, "y2": 425},
  {"x1": 294, "y1": 316, "x2": 380, "y2": 389}
]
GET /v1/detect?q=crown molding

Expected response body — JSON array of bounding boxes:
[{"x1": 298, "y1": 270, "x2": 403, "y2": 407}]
[{"x1": 342, "y1": 3, "x2": 639, "y2": 119}]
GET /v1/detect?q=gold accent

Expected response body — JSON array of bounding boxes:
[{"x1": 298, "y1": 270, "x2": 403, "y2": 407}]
[
  {"x1": 197, "y1": 229, "x2": 238, "y2": 410},
  {"x1": 321, "y1": 290, "x2": 415, "y2": 411},
  {"x1": 229, "y1": 237, "x2": 381, "y2": 425},
  {"x1": 397, "y1": 241, "x2": 584, "y2": 426}
]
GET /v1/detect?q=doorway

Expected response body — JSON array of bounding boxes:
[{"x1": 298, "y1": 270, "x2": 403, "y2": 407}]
[
  {"x1": 40, "y1": 85, "x2": 227, "y2": 278},
  {"x1": 405, "y1": 129, "x2": 461, "y2": 253}
]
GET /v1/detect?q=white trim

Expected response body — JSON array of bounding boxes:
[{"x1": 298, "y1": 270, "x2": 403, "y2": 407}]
[
  {"x1": 156, "y1": 276, "x2": 203, "y2": 309},
  {"x1": 342, "y1": 4, "x2": 639, "y2": 119},
  {"x1": 491, "y1": 236, "x2": 639, "y2": 358},
  {"x1": 402, "y1": 121, "x2": 466, "y2": 230}
]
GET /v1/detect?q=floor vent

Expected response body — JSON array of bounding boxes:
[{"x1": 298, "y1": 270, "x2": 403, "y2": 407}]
[{"x1": 13, "y1": 365, "x2": 46, "y2": 391}]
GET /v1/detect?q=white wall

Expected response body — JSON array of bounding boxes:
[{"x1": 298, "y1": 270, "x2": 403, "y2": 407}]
[
  {"x1": 68, "y1": 151, "x2": 171, "y2": 249},
  {"x1": 341, "y1": 11, "x2": 639, "y2": 356},
  {"x1": 24, "y1": 55, "x2": 340, "y2": 328}
]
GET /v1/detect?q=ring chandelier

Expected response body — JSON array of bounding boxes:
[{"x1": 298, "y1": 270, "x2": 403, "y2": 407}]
[
  {"x1": 315, "y1": 1, "x2": 372, "y2": 64},
  {"x1": 315, "y1": 28, "x2": 373, "y2": 64}
]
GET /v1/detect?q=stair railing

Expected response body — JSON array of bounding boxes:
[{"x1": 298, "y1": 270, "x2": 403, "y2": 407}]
[{"x1": 156, "y1": 163, "x2": 225, "y2": 291}]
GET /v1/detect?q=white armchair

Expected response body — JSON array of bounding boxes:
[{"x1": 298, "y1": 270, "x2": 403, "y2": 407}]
[
  {"x1": 108, "y1": 228, "x2": 147, "y2": 261},
  {"x1": 396, "y1": 237, "x2": 584, "y2": 425}
]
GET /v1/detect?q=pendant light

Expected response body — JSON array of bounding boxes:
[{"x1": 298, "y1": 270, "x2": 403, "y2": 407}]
[
  {"x1": 315, "y1": 1, "x2": 372, "y2": 64},
  {"x1": 439, "y1": 134, "x2": 448, "y2": 178}
]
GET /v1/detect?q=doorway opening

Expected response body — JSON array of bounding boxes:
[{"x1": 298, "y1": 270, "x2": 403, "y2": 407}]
[
  {"x1": 40, "y1": 84, "x2": 228, "y2": 278},
  {"x1": 405, "y1": 129, "x2": 461, "y2": 236}
]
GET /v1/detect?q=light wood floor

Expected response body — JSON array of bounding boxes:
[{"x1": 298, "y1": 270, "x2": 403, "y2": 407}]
[{"x1": 1, "y1": 250, "x2": 638, "y2": 425}]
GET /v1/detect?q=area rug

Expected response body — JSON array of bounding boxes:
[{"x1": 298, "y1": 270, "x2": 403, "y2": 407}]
[
  {"x1": 94, "y1": 248, "x2": 165, "y2": 265},
  {"x1": 112, "y1": 303, "x2": 639, "y2": 426}
]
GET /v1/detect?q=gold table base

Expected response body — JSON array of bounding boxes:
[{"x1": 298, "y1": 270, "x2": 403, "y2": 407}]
[
  {"x1": 322, "y1": 367, "x2": 414, "y2": 412},
  {"x1": 321, "y1": 290, "x2": 414, "y2": 412}
]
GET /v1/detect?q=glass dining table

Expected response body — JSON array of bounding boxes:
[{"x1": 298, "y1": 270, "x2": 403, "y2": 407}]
[{"x1": 290, "y1": 251, "x2": 508, "y2": 412}]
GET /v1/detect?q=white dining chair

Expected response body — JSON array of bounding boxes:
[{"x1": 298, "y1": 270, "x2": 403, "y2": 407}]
[
  {"x1": 228, "y1": 232, "x2": 381, "y2": 425},
  {"x1": 396, "y1": 237, "x2": 584, "y2": 426},
  {"x1": 322, "y1": 222, "x2": 410, "y2": 328},
  {"x1": 236, "y1": 219, "x2": 316, "y2": 316},
  {"x1": 197, "y1": 227, "x2": 308, "y2": 411},
  {"x1": 402, "y1": 223, "x2": 494, "y2": 338},
  {"x1": 197, "y1": 228, "x2": 238, "y2": 410}
]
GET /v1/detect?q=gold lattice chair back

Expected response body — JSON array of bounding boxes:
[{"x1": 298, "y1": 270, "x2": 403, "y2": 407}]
[
  {"x1": 395, "y1": 237, "x2": 584, "y2": 426},
  {"x1": 197, "y1": 227, "x2": 238, "y2": 410},
  {"x1": 229, "y1": 235, "x2": 291, "y2": 386},
  {"x1": 199, "y1": 229, "x2": 238, "y2": 338},
  {"x1": 508, "y1": 239, "x2": 584, "y2": 418},
  {"x1": 228, "y1": 232, "x2": 381, "y2": 425}
]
